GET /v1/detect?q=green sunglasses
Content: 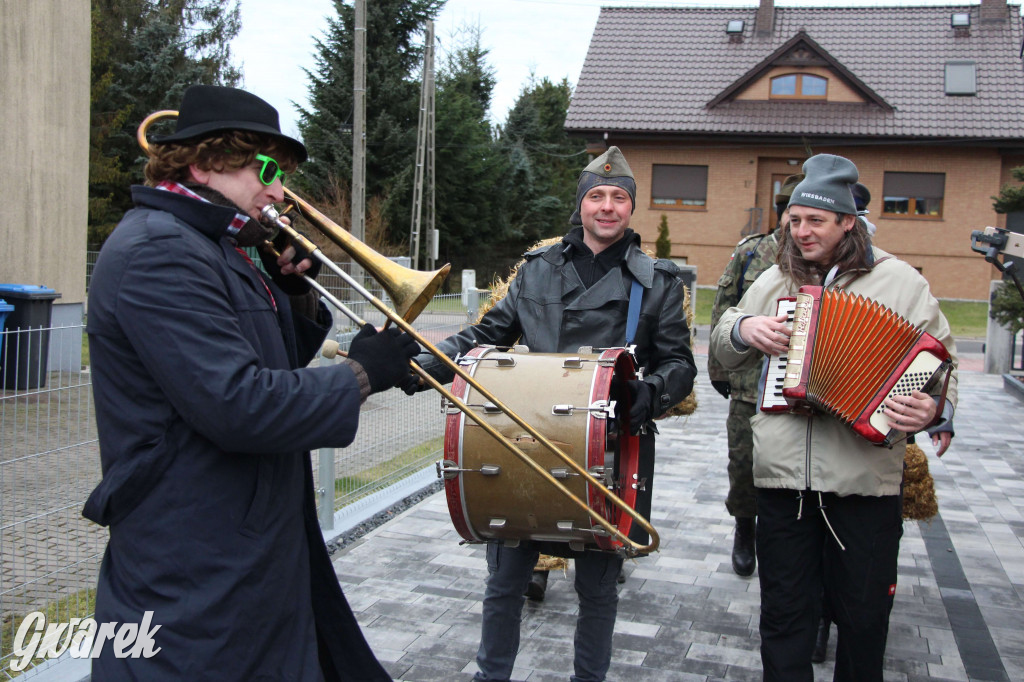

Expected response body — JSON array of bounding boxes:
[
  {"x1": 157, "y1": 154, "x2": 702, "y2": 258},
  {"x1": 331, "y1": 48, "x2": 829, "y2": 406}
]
[{"x1": 254, "y1": 153, "x2": 286, "y2": 185}]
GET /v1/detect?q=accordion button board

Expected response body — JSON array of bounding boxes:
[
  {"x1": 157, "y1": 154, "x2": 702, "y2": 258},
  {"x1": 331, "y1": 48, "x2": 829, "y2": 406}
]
[{"x1": 867, "y1": 352, "x2": 945, "y2": 438}]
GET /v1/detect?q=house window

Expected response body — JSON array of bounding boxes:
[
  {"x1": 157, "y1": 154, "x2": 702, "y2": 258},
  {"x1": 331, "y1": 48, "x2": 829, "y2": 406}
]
[
  {"x1": 945, "y1": 61, "x2": 976, "y2": 96},
  {"x1": 770, "y1": 73, "x2": 827, "y2": 99},
  {"x1": 651, "y1": 164, "x2": 708, "y2": 209},
  {"x1": 882, "y1": 172, "x2": 945, "y2": 218}
]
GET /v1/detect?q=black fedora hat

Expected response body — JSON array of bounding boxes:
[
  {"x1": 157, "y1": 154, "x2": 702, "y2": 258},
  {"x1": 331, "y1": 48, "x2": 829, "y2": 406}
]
[{"x1": 153, "y1": 85, "x2": 307, "y2": 162}]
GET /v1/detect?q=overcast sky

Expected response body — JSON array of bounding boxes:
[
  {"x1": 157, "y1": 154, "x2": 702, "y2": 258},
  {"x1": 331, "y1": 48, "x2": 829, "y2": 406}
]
[{"x1": 233, "y1": 0, "x2": 995, "y2": 138}]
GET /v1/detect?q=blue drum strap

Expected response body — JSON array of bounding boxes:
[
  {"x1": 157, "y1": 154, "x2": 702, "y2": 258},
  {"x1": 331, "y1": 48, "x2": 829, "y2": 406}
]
[{"x1": 626, "y1": 278, "x2": 643, "y2": 345}]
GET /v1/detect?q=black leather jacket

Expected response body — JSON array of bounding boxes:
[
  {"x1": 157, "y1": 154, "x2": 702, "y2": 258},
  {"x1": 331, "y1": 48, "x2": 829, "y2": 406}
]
[{"x1": 419, "y1": 230, "x2": 697, "y2": 416}]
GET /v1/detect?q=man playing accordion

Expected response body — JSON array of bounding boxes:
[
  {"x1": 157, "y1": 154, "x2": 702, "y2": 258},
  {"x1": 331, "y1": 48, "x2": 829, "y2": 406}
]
[{"x1": 710, "y1": 153, "x2": 957, "y2": 682}]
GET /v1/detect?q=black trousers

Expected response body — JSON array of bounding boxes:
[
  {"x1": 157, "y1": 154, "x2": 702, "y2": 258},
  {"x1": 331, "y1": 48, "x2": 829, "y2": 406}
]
[{"x1": 756, "y1": 488, "x2": 903, "y2": 682}]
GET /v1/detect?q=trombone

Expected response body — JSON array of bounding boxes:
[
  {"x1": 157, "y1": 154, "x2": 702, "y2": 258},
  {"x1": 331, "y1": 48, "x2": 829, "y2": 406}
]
[{"x1": 137, "y1": 111, "x2": 659, "y2": 556}]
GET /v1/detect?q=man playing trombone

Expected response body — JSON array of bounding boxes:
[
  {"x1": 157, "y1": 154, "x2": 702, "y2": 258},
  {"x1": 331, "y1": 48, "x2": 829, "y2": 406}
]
[
  {"x1": 84, "y1": 85, "x2": 417, "y2": 681},
  {"x1": 403, "y1": 147, "x2": 697, "y2": 681}
]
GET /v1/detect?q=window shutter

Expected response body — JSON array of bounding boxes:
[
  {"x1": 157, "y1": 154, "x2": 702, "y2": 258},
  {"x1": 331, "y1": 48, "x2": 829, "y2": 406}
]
[
  {"x1": 883, "y1": 172, "x2": 945, "y2": 199},
  {"x1": 652, "y1": 165, "x2": 708, "y2": 201}
]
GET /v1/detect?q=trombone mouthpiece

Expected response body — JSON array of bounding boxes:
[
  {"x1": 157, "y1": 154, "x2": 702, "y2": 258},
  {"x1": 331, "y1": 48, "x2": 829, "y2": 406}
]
[{"x1": 260, "y1": 204, "x2": 283, "y2": 227}]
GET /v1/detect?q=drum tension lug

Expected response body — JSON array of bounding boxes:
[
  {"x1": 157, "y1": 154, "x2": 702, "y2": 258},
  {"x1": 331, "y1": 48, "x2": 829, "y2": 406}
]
[
  {"x1": 550, "y1": 468, "x2": 579, "y2": 479},
  {"x1": 436, "y1": 459, "x2": 501, "y2": 479},
  {"x1": 590, "y1": 400, "x2": 615, "y2": 419},
  {"x1": 631, "y1": 476, "x2": 648, "y2": 491}
]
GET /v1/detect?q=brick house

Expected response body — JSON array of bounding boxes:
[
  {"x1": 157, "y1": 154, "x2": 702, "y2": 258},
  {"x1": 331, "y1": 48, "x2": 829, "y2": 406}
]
[{"x1": 565, "y1": 0, "x2": 1024, "y2": 299}]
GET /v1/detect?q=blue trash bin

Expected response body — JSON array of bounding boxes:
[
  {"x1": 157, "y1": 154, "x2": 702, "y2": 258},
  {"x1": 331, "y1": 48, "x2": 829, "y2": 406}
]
[
  {"x1": 0, "y1": 285, "x2": 62, "y2": 390},
  {"x1": 0, "y1": 299, "x2": 13, "y2": 375}
]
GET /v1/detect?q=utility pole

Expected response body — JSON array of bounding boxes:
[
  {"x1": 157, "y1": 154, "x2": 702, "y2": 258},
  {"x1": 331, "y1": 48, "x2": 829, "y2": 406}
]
[
  {"x1": 351, "y1": 0, "x2": 366, "y2": 282},
  {"x1": 410, "y1": 20, "x2": 435, "y2": 270}
]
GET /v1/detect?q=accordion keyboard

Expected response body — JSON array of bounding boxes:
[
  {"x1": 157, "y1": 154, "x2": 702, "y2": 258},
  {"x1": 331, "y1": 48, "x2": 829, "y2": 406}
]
[{"x1": 759, "y1": 297, "x2": 797, "y2": 411}]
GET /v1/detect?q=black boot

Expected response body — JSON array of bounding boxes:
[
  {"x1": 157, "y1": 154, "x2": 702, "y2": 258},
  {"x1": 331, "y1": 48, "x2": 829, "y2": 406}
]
[
  {"x1": 525, "y1": 570, "x2": 548, "y2": 601},
  {"x1": 731, "y1": 517, "x2": 756, "y2": 577},
  {"x1": 812, "y1": 617, "x2": 830, "y2": 663}
]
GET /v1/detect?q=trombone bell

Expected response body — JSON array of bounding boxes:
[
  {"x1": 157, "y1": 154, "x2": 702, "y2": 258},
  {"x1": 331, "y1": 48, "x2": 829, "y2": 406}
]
[{"x1": 281, "y1": 188, "x2": 450, "y2": 323}]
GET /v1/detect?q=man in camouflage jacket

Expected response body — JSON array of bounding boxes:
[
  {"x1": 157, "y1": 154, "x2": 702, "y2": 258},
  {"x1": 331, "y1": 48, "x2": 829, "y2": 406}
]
[{"x1": 708, "y1": 174, "x2": 800, "y2": 576}]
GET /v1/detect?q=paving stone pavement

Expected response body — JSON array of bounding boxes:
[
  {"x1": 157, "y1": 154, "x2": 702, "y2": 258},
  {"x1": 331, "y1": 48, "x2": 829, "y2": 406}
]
[{"x1": 332, "y1": 346, "x2": 1024, "y2": 682}]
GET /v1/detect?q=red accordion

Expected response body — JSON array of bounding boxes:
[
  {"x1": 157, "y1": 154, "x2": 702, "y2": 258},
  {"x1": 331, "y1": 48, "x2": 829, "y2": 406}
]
[{"x1": 759, "y1": 286, "x2": 952, "y2": 446}]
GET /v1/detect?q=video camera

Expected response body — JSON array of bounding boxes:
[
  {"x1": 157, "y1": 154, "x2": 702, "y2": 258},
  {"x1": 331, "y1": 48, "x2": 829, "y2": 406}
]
[{"x1": 971, "y1": 225, "x2": 1024, "y2": 300}]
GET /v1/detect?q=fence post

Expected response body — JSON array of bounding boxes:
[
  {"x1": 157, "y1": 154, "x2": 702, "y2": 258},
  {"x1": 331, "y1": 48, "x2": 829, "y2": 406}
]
[
  {"x1": 317, "y1": 298, "x2": 341, "y2": 531},
  {"x1": 318, "y1": 446, "x2": 336, "y2": 530},
  {"x1": 984, "y1": 280, "x2": 1014, "y2": 374},
  {"x1": 467, "y1": 287, "x2": 485, "y2": 325}
]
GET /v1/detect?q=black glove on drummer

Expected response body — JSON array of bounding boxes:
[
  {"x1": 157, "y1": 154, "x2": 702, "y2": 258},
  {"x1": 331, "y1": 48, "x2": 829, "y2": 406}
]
[
  {"x1": 625, "y1": 379, "x2": 655, "y2": 436},
  {"x1": 398, "y1": 357, "x2": 431, "y2": 395},
  {"x1": 346, "y1": 324, "x2": 419, "y2": 394},
  {"x1": 711, "y1": 380, "x2": 731, "y2": 400}
]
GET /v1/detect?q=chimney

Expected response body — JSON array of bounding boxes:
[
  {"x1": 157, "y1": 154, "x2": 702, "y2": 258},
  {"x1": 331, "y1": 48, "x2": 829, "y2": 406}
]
[
  {"x1": 980, "y1": 0, "x2": 1008, "y2": 23},
  {"x1": 755, "y1": 0, "x2": 775, "y2": 36}
]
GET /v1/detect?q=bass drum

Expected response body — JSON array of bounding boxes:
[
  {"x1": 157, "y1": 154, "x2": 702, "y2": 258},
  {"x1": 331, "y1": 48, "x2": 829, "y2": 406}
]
[{"x1": 440, "y1": 346, "x2": 640, "y2": 553}]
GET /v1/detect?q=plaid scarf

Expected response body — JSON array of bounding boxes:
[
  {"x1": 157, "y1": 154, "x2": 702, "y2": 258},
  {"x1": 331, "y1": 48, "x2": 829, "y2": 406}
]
[{"x1": 156, "y1": 180, "x2": 250, "y2": 235}]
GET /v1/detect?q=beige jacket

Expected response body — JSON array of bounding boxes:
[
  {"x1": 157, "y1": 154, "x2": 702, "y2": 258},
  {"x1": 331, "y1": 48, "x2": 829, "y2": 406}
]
[{"x1": 710, "y1": 247, "x2": 958, "y2": 497}]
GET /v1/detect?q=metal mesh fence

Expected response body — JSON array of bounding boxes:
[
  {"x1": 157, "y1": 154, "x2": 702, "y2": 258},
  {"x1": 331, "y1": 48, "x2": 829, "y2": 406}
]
[
  {"x1": 1, "y1": 254, "x2": 477, "y2": 676},
  {"x1": 1, "y1": 324, "x2": 101, "y2": 679}
]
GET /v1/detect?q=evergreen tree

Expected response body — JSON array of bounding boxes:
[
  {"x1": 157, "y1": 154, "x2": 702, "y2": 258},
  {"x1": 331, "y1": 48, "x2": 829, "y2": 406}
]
[
  {"x1": 990, "y1": 167, "x2": 1024, "y2": 333},
  {"x1": 298, "y1": 0, "x2": 443, "y2": 244},
  {"x1": 497, "y1": 76, "x2": 584, "y2": 247},
  {"x1": 656, "y1": 214, "x2": 672, "y2": 258},
  {"x1": 89, "y1": 0, "x2": 241, "y2": 246},
  {"x1": 432, "y1": 26, "x2": 505, "y2": 268}
]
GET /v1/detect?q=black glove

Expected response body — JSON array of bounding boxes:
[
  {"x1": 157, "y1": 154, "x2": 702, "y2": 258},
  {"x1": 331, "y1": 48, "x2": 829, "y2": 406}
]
[
  {"x1": 625, "y1": 380, "x2": 655, "y2": 436},
  {"x1": 711, "y1": 380, "x2": 731, "y2": 400},
  {"x1": 256, "y1": 229, "x2": 322, "y2": 295},
  {"x1": 398, "y1": 358, "x2": 430, "y2": 395},
  {"x1": 346, "y1": 324, "x2": 419, "y2": 394}
]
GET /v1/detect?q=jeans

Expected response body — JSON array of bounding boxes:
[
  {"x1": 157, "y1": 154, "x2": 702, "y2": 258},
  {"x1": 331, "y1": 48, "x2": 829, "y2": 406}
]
[{"x1": 473, "y1": 543, "x2": 623, "y2": 682}]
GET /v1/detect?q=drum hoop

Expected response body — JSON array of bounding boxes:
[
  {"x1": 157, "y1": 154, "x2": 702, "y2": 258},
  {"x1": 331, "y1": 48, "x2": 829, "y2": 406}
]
[
  {"x1": 443, "y1": 346, "x2": 492, "y2": 543},
  {"x1": 591, "y1": 348, "x2": 640, "y2": 551}
]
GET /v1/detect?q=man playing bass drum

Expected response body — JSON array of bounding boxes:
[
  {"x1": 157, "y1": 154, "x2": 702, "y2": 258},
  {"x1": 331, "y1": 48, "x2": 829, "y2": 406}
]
[{"x1": 403, "y1": 146, "x2": 697, "y2": 682}]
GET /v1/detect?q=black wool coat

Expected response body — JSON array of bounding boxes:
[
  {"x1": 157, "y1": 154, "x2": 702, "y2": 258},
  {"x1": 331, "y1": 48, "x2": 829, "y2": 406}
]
[{"x1": 84, "y1": 186, "x2": 390, "y2": 681}]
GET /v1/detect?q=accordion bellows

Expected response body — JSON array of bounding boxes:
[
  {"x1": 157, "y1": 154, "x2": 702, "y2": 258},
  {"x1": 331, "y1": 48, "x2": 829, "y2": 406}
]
[{"x1": 762, "y1": 286, "x2": 952, "y2": 446}]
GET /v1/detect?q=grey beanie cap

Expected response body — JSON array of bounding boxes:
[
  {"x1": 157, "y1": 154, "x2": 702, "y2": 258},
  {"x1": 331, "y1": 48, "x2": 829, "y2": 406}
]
[
  {"x1": 788, "y1": 154, "x2": 858, "y2": 216},
  {"x1": 569, "y1": 146, "x2": 636, "y2": 225}
]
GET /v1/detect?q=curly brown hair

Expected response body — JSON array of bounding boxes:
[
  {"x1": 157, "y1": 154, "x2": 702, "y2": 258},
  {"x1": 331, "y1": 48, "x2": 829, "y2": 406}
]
[
  {"x1": 776, "y1": 212, "x2": 873, "y2": 287},
  {"x1": 143, "y1": 130, "x2": 300, "y2": 186}
]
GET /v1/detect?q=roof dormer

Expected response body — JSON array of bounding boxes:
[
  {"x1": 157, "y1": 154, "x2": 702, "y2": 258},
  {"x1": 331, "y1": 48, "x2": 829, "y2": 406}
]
[{"x1": 707, "y1": 31, "x2": 893, "y2": 111}]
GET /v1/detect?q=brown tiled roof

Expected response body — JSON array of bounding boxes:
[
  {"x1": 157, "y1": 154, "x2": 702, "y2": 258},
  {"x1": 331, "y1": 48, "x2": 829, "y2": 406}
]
[{"x1": 566, "y1": 4, "x2": 1024, "y2": 140}]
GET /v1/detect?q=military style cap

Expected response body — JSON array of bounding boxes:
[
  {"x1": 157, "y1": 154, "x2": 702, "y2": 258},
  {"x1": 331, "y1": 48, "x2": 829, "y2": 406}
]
[
  {"x1": 775, "y1": 173, "x2": 804, "y2": 206},
  {"x1": 569, "y1": 146, "x2": 637, "y2": 225}
]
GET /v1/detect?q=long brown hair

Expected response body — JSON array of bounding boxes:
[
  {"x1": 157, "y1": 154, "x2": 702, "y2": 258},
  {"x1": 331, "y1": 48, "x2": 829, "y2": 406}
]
[
  {"x1": 776, "y1": 213, "x2": 873, "y2": 287},
  {"x1": 143, "y1": 130, "x2": 299, "y2": 186}
]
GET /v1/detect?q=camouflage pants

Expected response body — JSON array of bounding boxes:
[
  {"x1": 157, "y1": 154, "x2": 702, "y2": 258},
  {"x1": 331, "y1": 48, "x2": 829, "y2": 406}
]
[{"x1": 725, "y1": 399, "x2": 757, "y2": 518}]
